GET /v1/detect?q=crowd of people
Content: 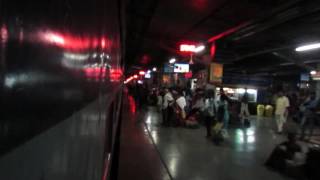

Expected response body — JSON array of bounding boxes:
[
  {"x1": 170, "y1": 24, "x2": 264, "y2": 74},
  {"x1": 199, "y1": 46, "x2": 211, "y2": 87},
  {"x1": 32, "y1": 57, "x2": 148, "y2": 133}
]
[
  {"x1": 128, "y1": 83, "x2": 320, "y2": 179},
  {"x1": 148, "y1": 86, "x2": 251, "y2": 140},
  {"x1": 129, "y1": 82, "x2": 320, "y2": 142},
  {"x1": 273, "y1": 90, "x2": 320, "y2": 140}
]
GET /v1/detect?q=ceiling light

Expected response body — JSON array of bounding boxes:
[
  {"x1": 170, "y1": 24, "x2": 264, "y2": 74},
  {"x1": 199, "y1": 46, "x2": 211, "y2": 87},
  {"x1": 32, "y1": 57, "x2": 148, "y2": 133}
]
[
  {"x1": 296, "y1": 43, "x2": 320, "y2": 52},
  {"x1": 247, "y1": 89, "x2": 257, "y2": 94},
  {"x1": 194, "y1": 45, "x2": 205, "y2": 53},
  {"x1": 169, "y1": 58, "x2": 176, "y2": 64},
  {"x1": 236, "y1": 88, "x2": 245, "y2": 94},
  {"x1": 139, "y1": 71, "x2": 145, "y2": 75},
  {"x1": 310, "y1": 70, "x2": 317, "y2": 75}
]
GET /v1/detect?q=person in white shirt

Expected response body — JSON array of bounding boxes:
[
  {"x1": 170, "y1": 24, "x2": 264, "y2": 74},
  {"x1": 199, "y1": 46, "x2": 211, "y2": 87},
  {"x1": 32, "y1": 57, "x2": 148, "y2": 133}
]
[
  {"x1": 157, "y1": 89, "x2": 163, "y2": 112},
  {"x1": 239, "y1": 91, "x2": 250, "y2": 125},
  {"x1": 275, "y1": 91, "x2": 290, "y2": 133},
  {"x1": 162, "y1": 88, "x2": 174, "y2": 126},
  {"x1": 176, "y1": 94, "x2": 187, "y2": 112},
  {"x1": 175, "y1": 91, "x2": 187, "y2": 125}
]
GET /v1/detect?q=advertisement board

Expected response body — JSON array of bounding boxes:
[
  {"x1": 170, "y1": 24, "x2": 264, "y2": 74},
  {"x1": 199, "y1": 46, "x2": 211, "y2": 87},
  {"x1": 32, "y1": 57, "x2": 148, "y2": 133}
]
[
  {"x1": 209, "y1": 63, "x2": 223, "y2": 84},
  {"x1": 174, "y1": 63, "x2": 189, "y2": 73}
]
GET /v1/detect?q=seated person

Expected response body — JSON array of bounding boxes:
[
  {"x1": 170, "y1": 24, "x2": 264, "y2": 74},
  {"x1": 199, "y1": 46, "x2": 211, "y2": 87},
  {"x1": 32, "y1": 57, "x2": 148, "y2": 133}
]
[{"x1": 265, "y1": 133, "x2": 302, "y2": 172}]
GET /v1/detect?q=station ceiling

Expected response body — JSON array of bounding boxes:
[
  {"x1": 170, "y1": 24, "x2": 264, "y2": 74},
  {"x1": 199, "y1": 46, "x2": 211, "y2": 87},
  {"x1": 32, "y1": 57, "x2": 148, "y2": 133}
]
[{"x1": 125, "y1": 0, "x2": 320, "y2": 76}]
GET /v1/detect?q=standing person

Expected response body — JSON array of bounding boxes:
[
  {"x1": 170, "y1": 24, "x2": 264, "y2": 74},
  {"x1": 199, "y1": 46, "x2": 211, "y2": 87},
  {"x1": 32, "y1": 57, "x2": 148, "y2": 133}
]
[
  {"x1": 275, "y1": 91, "x2": 290, "y2": 134},
  {"x1": 157, "y1": 88, "x2": 163, "y2": 112},
  {"x1": 239, "y1": 91, "x2": 250, "y2": 125},
  {"x1": 187, "y1": 90, "x2": 205, "y2": 119},
  {"x1": 204, "y1": 90, "x2": 216, "y2": 137},
  {"x1": 300, "y1": 92, "x2": 318, "y2": 140},
  {"x1": 218, "y1": 94, "x2": 230, "y2": 137},
  {"x1": 175, "y1": 90, "x2": 187, "y2": 126},
  {"x1": 162, "y1": 88, "x2": 174, "y2": 126}
]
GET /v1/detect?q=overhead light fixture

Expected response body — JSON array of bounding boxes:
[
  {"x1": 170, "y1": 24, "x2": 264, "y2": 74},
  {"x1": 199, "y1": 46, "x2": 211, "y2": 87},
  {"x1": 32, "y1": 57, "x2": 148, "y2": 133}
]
[
  {"x1": 247, "y1": 89, "x2": 257, "y2": 94},
  {"x1": 139, "y1": 71, "x2": 145, "y2": 75},
  {"x1": 236, "y1": 88, "x2": 246, "y2": 94},
  {"x1": 310, "y1": 70, "x2": 317, "y2": 75},
  {"x1": 169, "y1": 58, "x2": 176, "y2": 64},
  {"x1": 194, "y1": 45, "x2": 205, "y2": 53},
  {"x1": 296, "y1": 43, "x2": 320, "y2": 52},
  {"x1": 145, "y1": 73, "x2": 151, "y2": 79},
  {"x1": 152, "y1": 67, "x2": 157, "y2": 72}
]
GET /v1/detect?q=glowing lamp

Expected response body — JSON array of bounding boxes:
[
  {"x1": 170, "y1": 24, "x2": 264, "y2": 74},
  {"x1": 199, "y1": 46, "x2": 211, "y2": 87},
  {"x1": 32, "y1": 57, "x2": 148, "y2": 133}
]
[
  {"x1": 194, "y1": 45, "x2": 205, "y2": 53},
  {"x1": 169, "y1": 58, "x2": 176, "y2": 64},
  {"x1": 139, "y1": 71, "x2": 145, "y2": 75},
  {"x1": 101, "y1": 38, "x2": 106, "y2": 49},
  {"x1": 310, "y1": 70, "x2": 317, "y2": 75},
  {"x1": 296, "y1": 43, "x2": 320, "y2": 52}
]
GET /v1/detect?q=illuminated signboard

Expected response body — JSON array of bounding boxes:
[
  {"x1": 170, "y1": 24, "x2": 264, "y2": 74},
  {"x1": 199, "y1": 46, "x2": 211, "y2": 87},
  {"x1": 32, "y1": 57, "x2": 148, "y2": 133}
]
[
  {"x1": 174, "y1": 63, "x2": 189, "y2": 73},
  {"x1": 209, "y1": 63, "x2": 223, "y2": 84},
  {"x1": 180, "y1": 44, "x2": 196, "y2": 52}
]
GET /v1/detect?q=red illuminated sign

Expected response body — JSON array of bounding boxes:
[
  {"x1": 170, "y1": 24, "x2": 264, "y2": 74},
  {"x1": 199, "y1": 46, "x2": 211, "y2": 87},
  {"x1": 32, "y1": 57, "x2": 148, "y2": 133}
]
[
  {"x1": 180, "y1": 44, "x2": 196, "y2": 52},
  {"x1": 210, "y1": 43, "x2": 216, "y2": 58}
]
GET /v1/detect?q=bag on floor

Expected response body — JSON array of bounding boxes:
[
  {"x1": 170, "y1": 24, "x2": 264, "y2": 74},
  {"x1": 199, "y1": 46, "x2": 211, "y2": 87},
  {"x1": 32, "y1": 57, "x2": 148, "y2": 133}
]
[
  {"x1": 212, "y1": 122, "x2": 223, "y2": 133},
  {"x1": 185, "y1": 116, "x2": 199, "y2": 128}
]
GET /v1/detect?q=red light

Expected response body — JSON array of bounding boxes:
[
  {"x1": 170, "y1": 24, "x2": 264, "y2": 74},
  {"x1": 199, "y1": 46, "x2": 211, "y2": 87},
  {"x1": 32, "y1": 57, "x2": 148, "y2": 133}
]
[
  {"x1": 101, "y1": 38, "x2": 106, "y2": 49},
  {"x1": 207, "y1": 22, "x2": 249, "y2": 43},
  {"x1": 84, "y1": 67, "x2": 100, "y2": 79},
  {"x1": 1, "y1": 25, "x2": 8, "y2": 43},
  {"x1": 185, "y1": 72, "x2": 193, "y2": 79},
  {"x1": 128, "y1": 96, "x2": 136, "y2": 113},
  {"x1": 180, "y1": 44, "x2": 196, "y2": 52},
  {"x1": 39, "y1": 31, "x2": 112, "y2": 50},
  {"x1": 210, "y1": 43, "x2": 216, "y2": 59},
  {"x1": 133, "y1": 75, "x2": 138, "y2": 79},
  {"x1": 44, "y1": 33, "x2": 65, "y2": 45},
  {"x1": 92, "y1": 38, "x2": 99, "y2": 48},
  {"x1": 139, "y1": 71, "x2": 145, "y2": 75},
  {"x1": 110, "y1": 68, "x2": 122, "y2": 82},
  {"x1": 124, "y1": 76, "x2": 135, "y2": 84}
]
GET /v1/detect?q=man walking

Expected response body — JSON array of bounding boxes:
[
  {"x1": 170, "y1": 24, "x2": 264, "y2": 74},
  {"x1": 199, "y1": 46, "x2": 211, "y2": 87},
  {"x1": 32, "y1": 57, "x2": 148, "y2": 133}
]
[
  {"x1": 275, "y1": 91, "x2": 290, "y2": 133},
  {"x1": 162, "y1": 88, "x2": 174, "y2": 126}
]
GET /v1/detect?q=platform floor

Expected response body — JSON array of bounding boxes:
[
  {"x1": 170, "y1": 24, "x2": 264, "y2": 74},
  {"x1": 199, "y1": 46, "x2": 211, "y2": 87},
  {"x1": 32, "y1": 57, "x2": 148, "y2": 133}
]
[{"x1": 118, "y1": 97, "x2": 307, "y2": 180}]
